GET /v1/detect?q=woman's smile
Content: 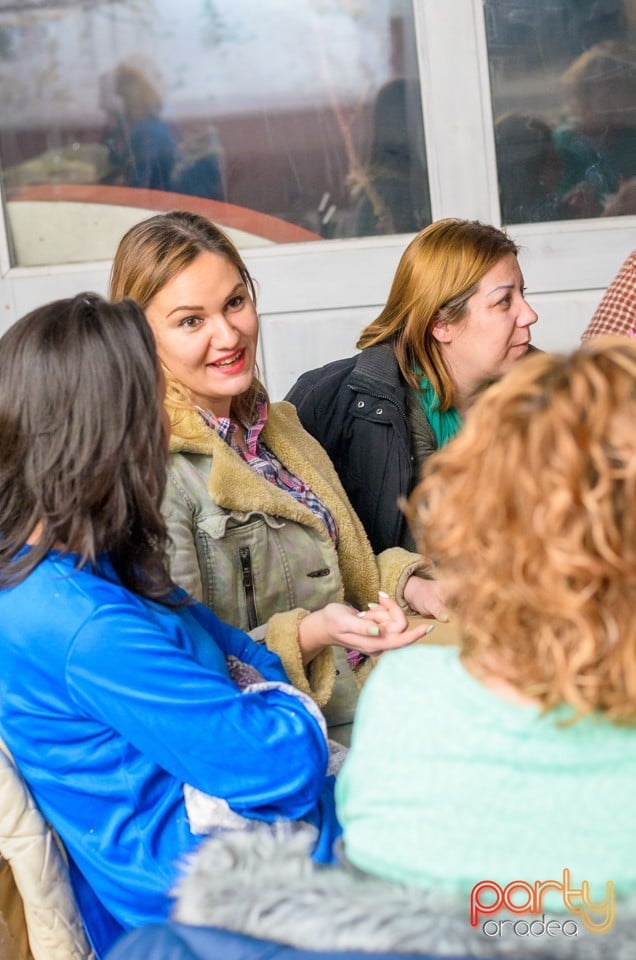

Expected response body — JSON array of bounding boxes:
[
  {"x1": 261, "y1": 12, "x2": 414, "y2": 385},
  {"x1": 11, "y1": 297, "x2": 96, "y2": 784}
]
[
  {"x1": 209, "y1": 348, "x2": 247, "y2": 373},
  {"x1": 145, "y1": 251, "x2": 260, "y2": 418}
]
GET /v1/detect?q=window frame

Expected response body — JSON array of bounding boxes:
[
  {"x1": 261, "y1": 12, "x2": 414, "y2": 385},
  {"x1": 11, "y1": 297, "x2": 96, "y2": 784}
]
[{"x1": 0, "y1": 0, "x2": 633, "y2": 368}]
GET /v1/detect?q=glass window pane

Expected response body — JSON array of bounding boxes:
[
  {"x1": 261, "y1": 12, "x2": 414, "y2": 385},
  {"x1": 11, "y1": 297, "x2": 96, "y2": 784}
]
[
  {"x1": 485, "y1": 0, "x2": 636, "y2": 224},
  {"x1": 0, "y1": 0, "x2": 431, "y2": 267}
]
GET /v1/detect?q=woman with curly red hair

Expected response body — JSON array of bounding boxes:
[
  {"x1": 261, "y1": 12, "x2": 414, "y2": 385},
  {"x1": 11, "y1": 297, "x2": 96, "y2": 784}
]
[{"x1": 338, "y1": 338, "x2": 636, "y2": 909}]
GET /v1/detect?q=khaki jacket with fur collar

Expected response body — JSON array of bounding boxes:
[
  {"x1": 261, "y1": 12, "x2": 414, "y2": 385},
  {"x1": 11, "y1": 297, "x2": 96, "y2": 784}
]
[{"x1": 165, "y1": 401, "x2": 426, "y2": 707}]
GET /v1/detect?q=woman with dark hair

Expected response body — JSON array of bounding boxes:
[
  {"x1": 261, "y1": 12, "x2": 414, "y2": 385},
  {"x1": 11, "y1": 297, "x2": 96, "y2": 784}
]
[
  {"x1": 350, "y1": 77, "x2": 431, "y2": 236},
  {"x1": 0, "y1": 294, "x2": 417, "y2": 956},
  {"x1": 494, "y1": 112, "x2": 564, "y2": 223}
]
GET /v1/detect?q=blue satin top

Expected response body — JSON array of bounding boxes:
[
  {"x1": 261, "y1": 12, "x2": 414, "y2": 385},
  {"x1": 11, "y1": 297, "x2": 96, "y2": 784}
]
[{"x1": 0, "y1": 550, "x2": 334, "y2": 953}]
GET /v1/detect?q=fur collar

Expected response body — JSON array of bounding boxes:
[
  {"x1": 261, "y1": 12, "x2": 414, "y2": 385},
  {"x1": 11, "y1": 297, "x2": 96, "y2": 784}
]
[
  {"x1": 168, "y1": 401, "x2": 379, "y2": 604},
  {"x1": 173, "y1": 824, "x2": 636, "y2": 958}
]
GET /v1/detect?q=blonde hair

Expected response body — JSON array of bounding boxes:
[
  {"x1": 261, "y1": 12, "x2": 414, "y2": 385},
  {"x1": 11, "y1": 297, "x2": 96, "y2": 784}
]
[
  {"x1": 110, "y1": 210, "x2": 264, "y2": 425},
  {"x1": 113, "y1": 64, "x2": 162, "y2": 125},
  {"x1": 357, "y1": 219, "x2": 518, "y2": 410},
  {"x1": 407, "y1": 338, "x2": 636, "y2": 722}
]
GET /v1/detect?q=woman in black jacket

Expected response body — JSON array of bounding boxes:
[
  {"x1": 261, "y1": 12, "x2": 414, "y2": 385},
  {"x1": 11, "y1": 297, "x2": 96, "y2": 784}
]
[{"x1": 286, "y1": 218, "x2": 537, "y2": 556}]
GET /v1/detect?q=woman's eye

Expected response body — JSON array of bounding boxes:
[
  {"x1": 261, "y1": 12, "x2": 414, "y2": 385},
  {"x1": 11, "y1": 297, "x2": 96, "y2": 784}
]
[
  {"x1": 178, "y1": 315, "x2": 201, "y2": 329},
  {"x1": 226, "y1": 295, "x2": 245, "y2": 310},
  {"x1": 498, "y1": 295, "x2": 511, "y2": 308}
]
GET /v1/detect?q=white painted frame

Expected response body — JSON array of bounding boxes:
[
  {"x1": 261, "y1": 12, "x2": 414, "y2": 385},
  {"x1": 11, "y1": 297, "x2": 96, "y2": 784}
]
[{"x1": 0, "y1": 0, "x2": 633, "y2": 398}]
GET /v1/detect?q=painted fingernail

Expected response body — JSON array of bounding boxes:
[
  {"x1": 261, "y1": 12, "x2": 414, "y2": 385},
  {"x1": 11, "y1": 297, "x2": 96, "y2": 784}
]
[
  {"x1": 425, "y1": 624, "x2": 436, "y2": 635},
  {"x1": 357, "y1": 610, "x2": 366, "y2": 618},
  {"x1": 438, "y1": 613, "x2": 450, "y2": 623},
  {"x1": 368, "y1": 602, "x2": 380, "y2": 609},
  {"x1": 378, "y1": 590, "x2": 389, "y2": 598},
  {"x1": 366, "y1": 625, "x2": 380, "y2": 637}
]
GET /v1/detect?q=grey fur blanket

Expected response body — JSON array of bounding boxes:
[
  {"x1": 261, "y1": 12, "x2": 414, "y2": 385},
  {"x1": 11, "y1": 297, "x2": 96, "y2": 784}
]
[{"x1": 171, "y1": 823, "x2": 636, "y2": 958}]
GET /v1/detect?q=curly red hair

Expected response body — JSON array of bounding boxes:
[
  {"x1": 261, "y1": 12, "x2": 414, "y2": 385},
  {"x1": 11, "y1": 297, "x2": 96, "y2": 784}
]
[{"x1": 407, "y1": 337, "x2": 636, "y2": 722}]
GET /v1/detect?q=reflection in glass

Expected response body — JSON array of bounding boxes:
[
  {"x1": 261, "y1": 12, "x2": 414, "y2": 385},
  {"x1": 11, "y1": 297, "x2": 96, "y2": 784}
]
[
  {"x1": 98, "y1": 63, "x2": 179, "y2": 193},
  {"x1": 0, "y1": 0, "x2": 431, "y2": 266},
  {"x1": 346, "y1": 76, "x2": 431, "y2": 237},
  {"x1": 486, "y1": 0, "x2": 636, "y2": 224}
]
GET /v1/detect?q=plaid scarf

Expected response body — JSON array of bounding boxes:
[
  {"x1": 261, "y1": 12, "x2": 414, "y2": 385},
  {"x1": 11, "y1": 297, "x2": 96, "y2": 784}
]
[{"x1": 197, "y1": 395, "x2": 338, "y2": 544}]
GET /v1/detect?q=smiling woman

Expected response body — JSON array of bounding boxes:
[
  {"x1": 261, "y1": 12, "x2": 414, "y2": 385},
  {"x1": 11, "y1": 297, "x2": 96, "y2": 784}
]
[
  {"x1": 110, "y1": 211, "x2": 439, "y2": 734},
  {"x1": 144, "y1": 252, "x2": 260, "y2": 419}
]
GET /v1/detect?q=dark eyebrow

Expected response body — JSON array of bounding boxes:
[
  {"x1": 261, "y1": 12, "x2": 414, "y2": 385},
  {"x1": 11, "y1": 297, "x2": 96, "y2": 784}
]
[
  {"x1": 166, "y1": 304, "x2": 204, "y2": 318},
  {"x1": 487, "y1": 283, "x2": 514, "y2": 297},
  {"x1": 225, "y1": 282, "x2": 246, "y2": 299},
  {"x1": 165, "y1": 283, "x2": 245, "y2": 319}
]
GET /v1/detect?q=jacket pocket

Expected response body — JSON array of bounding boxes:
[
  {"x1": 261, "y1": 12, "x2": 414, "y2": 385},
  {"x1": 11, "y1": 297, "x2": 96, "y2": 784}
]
[{"x1": 195, "y1": 514, "x2": 344, "y2": 633}]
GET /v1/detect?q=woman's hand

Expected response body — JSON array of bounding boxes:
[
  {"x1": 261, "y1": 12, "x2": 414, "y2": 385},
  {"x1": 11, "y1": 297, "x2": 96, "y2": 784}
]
[
  {"x1": 403, "y1": 574, "x2": 449, "y2": 620},
  {"x1": 298, "y1": 593, "x2": 433, "y2": 667}
]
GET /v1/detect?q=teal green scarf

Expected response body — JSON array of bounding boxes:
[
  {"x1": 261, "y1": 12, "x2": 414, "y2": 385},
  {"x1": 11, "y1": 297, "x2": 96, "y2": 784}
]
[{"x1": 417, "y1": 375, "x2": 463, "y2": 447}]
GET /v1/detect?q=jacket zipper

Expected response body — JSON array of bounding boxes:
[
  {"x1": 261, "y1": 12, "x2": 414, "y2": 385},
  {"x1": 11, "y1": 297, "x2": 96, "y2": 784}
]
[{"x1": 239, "y1": 547, "x2": 258, "y2": 632}]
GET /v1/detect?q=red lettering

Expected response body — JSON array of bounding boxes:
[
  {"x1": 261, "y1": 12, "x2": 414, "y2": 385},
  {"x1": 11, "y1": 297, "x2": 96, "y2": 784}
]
[
  {"x1": 469, "y1": 881, "x2": 503, "y2": 926},
  {"x1": 502, "y1": 881, "x2": 536, "y2": 914}
]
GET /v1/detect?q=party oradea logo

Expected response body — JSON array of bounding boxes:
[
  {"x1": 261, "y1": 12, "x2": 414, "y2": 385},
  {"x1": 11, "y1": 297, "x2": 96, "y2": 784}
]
[{"x1": 470, "y1": 869, "x2": 615, "y2": 938}]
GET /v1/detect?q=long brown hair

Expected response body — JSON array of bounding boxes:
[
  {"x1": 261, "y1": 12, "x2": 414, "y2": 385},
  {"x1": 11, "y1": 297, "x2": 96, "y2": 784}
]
[
  {"x1": 113, "y1": 64, "x2": 162, "y2": 124},
  {"x1": 110, "y1": 210, "x2": 264, "y2": 425},
  {"x1": 358, "y1": 219, "x2": 519, "y2": 410},
  {"x1": 0, "y1": 293, "x2": 174, "y2": 601},
  {"x1": 407, "y1": 338, "x2": 636, "y2": 722}
]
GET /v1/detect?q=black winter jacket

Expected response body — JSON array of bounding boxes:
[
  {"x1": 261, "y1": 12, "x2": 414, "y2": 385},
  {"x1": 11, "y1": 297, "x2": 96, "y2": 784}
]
[{"x1": 286, "y1": 344, "x2": 421, "y2": 554}]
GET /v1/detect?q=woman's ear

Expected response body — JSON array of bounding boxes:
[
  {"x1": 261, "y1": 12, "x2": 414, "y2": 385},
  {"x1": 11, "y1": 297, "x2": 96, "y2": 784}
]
[{"x1": 431, "y1": 316, "x2": 454, "y2": 344}]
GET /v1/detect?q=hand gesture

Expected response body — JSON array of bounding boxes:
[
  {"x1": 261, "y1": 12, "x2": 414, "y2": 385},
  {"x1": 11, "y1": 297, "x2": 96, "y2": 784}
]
[{"x1": 298, "y1": 593, "x2": 434, "y2": 665}]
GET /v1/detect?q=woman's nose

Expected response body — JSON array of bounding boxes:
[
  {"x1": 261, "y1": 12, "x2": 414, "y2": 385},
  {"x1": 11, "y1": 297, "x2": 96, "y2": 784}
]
[
  {"x1": 520, "y1": 301, "x2": 539, "y2": 327},
  {"x1": 208, "y1": 313, "x2": 240, "y2": 346}
]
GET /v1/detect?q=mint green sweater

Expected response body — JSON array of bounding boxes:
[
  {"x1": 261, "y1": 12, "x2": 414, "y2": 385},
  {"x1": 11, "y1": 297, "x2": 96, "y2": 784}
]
[{"x1": 336, "y1": 644, "x2": 636, "y2": 903}]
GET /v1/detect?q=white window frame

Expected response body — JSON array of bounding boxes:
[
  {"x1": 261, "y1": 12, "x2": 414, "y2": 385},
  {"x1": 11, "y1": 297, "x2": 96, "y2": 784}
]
[{"x1": 0, "y1": 0, "x2": 634, "y2": 397}]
